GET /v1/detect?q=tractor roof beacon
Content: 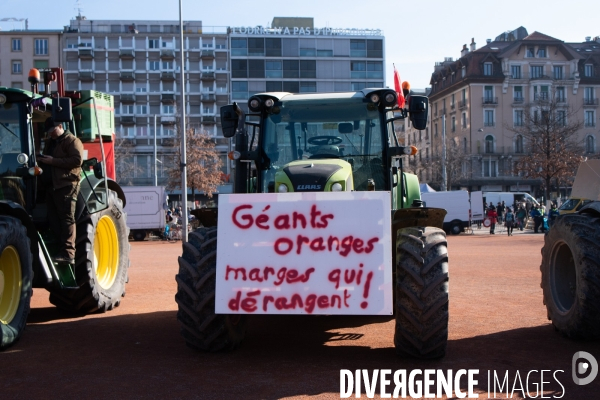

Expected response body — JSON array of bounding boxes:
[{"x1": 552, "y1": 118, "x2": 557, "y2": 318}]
[
  {"x1": 178, "y1": 88, "x2": 450, "y2": 358},
  {"x1": 0, "y1": 68, "x2": 130, "y2": 350}
]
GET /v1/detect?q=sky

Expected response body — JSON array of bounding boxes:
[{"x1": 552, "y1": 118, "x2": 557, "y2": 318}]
[{"x1": 2, "y1": 0, "x2": 599, "y2": 89}]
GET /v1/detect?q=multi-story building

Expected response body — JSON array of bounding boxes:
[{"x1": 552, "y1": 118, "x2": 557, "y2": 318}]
[
  {"x1": 229, "y1": 17, "x2": 385, "y2": 102},
  {"x1": 61, "y1": 17, "x2": 230, "y2": 187},
  {"x1": 427, "y1": 28, "x2": 600, "y2": 197},
  {"x1": 0, "y1": 28, "x2": 62, "y2": 89}
]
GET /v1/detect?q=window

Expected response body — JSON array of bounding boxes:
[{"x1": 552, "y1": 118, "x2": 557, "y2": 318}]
[
  {"x1": 585, "y1": 111, "x2": 595, "y2": 127},
  {"x1": 531, "y1": 66, "x2": 543, "y2": 79},
  {"x1": 367, "y1": 62, "x2": 383, "y2": 79},
  {"x1": 136, "y1": 126, "x2": 148, "y2": 136},
  {"x1": 162, "y1": 61, "x2": 173, "y2": 70},
  {"x1": 511, "y1": 65, "x2": 521, "y2": 79},
  {"x1": 136, "y1": 105, "x2": 147, "y2": 115},
  {"x1": 202, "y1": 43, "x2": 214, "y2": 48},
  {"x1": 553, "y1": 66, "x2": 563, "y2": 80},
  {"x1": 351, "y1": 61, "x2": 366, "y2": 79},
  {"x1": 514, "y1": 86, "x2": 523, "y2": 102},
  {"x1": 451, "y1": 116, "x2": 456, "y2": 132},
  {"x1": 248, "y1": 60, "x2": 264, "y2": 78},
  {"x1": 526, "y1": 47, "x2": 535, "y2": 57},
  {"x1": 484, "y1": 110, "x2": 494, "y2": 126},
  {"x1": 483, "y1": 62, "x2": 493, "y2": 76},
  {"x1": 12, "y1": 61, "x2": 22, "y2": 74},
  {"x1": 462, "y1": 112, "x2": 467, "y2": 128},
  {"x1": 34, "y1": 39, "x2": 48, "y2": 55},
  {"x1": 462, "y1": 88, "x2": 467, "y2": 102},
  {"x1": 162, "y1": 105, "x2": 174, "y2": 114},
  {"x1": 584, "y1": 87, "x2": 595, "y2": 105},
  {"x1": 514, "y1": 110, "x2": 524, "y2": 127},
  {"x1": 122, "y1": 105, "x2": 134, "y2": 115},
  {"x1": 556, "y1": 110, "x2": 566, "y2": 127},
  {"x1": 149, "y1": 61, "x2": 160, "y2": 71},
  {"x1": 231, "y1": 38, "x2": 247, "y2": 56},
  {"x1": 556, "y1": 86, "x2": 566, "y2": 102},
  {"x1": 317, "y1": 49, "x2": 333, "y2": 57},
  {"x1": 515, "y1": 135, "x2": 524, "y2": 153},
  {"x1": 586, "y1": 135, "x2": 596, "y2": 153},
  {"x1": 266, "y1": 81, "x2": 282, "y2": 92},
  {"x1": 539, "y1": 86, "x2": 549, "y2": 100},
  {"x1": 283, "y1": 81, "x2": 299, "y2": 93},
  {"x1": 585, "y1": 64, "x2": 594, "y2": 77},
  {"x1": 136, "y1": 87, "x2": 147, "y2": 93},
  {"x1": 367, "y1": 40, "x2": 383, "y2": 58},
  {"x1": 451, "y1": 94, "x2": 455, "y2": 108},
  {"x1": 300, "y1": 60, "x2": 316, "y2": 78},
  {"x1": 265, "y1": 61, "x2": 282, "y2": 78},
  {"x1": 265, "y1": 38, "x2": 281, "y2": 57},
  {"x1": 231, "y1": 59, "x2": 248, "y2": 78},
  {"x1": 11, "y1": 82, "x2": 23, "y2": 89},
  {"x1": 232, "y1": 81, "x2": 248, "y2": 99},
  {"x1": 283, "y1": 60, "x2": 299, "y2": 78},
  {"x1": 484, "y1": 86, "x2": 494, "y2": 103},
  {"x1": 463, "y1": 137, "x2": 468, "y2": 152},
  {"x1": 34, "y1": 60, "x2": 49, "y2": 69},
  {"x1": 203, "y1": 107, "x2": 212, "y2": 114},
  {"x1": 483, "y1": 160, "x2": 497, "y2": 177},
  {"x1": 537, "y1": 46, "x2": 547, "y2": 58},
  {"x1": 350, "y1": 39, "x2": 366, "y2": 57},
  {"x1": 247, "y1": 38, "x2": 264, "y2": 56},
  {"x1": 300, "y1": 82, "x2": 316, "y2": 93},
  {"x1": 11, "y1": 38, "x2": 21, "y2": 51},
  {"x1": 148, "y1": 39, "x2": 159, "y2": 49},
  {"x1": 484, "y1": 135, "x2": 495, "y2": 154},
  {"x1": 351, "y1": 82, "x2": 367, "y2": 91},
  {"x1": 299, "y1": 48, "x2": 316, "y2": 57}
]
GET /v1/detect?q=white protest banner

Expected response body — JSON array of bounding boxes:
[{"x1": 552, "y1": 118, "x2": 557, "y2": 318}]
[{"x1": 215, "y1": 191, "x2": 392, "y2": 315}]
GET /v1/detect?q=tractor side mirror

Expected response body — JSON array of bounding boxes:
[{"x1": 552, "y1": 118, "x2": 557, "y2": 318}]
[
  {"x1": 82, "y1": 157, "x2": 98, "y2": 170},
  {"x1": 338, "y1": 122, "x2": 353, "y2": 134},
  {"x1": 220, "y1": 103, "x2": 244, "y2": 138},
  {"x1": 93, "y1": 161, "x2": 104, "y2": 179},
  {"x1": 408, "y1": 95, "x2": 428, "y2": 131},
  {"x1": 52, "y1": 97, "x2": 72, "y2": 123}
]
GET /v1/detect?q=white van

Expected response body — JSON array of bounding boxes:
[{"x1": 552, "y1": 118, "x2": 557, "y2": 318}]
[
  {"x1": 421, "y1": 190, "x2": 471, "y2": 235},
  {"x1": 482, "y1": 192, "x2": 539, "y2": 209}
]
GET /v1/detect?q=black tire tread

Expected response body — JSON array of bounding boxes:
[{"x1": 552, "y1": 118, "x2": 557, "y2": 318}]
[
  {"x1": 395, "y1": 227, "x2": 449, "y2": 359},
  {"x1": 175, "y1": 227, "x2": 246, "y2": 352}
]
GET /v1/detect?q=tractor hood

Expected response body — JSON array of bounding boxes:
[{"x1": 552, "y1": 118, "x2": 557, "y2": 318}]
[{"x1": 274, "y1": 159, "x2": 354, "y2": 192}]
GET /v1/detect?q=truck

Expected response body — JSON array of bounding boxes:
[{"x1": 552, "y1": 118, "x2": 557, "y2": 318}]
[
  {"x1": 0, "y1": 68, "x2": 130, "y2": 349},
  {"x1": 421, "y1": 190, "x2": 471, "y2": 235},
  {"x1": 540, "y1": 159, "x2": 600, "y2": 339},
  {"x1": 122, "y1": 186, "x2": 168, "y2": 241},
  {"x1": 176, "y1": 88, "x2": 451, "y2": 358}
]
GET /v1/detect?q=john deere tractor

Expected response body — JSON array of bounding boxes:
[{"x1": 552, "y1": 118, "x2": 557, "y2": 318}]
[
  {"x1": 0, "y1": 68, "x2": 130, "y2": 349},
  {"x1": 176, "y1": 88, "x2": 449, "y2": 358}
]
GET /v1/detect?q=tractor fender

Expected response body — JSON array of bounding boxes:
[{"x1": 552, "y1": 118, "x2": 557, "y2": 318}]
[
  {"x1": 79, "y1": 174, "x2": 127, "y2": 208},
  {"x1": 392, "y1": 207, "x2": 447, "y2": 232},
  {"x1": 0, "y1": 200, "x2": 53, "y2": 287},
  {"x1": 578, "y1": 201, "x2": 600, "y2": 218}
]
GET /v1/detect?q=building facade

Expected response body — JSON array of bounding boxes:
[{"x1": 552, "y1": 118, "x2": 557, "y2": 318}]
[
  {"x1": 0, "y1": 29, "x2": 62, "y2": 89},
  {"x1": 426, "y1": 29, "x2": 600, "y2": 198}
]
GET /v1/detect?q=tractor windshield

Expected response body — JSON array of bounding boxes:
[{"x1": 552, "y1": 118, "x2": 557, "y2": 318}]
[
  {"x1": 0, "y1": 102, "x2": 27, "y2": 206},
  {"x1": 261, "y1": 96, "x2": 384, "y2": 192}
]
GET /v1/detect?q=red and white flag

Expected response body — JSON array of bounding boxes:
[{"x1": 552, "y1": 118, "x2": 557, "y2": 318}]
[{"x1": 393, "y1": 64, "x2": 405, "y2": 108}]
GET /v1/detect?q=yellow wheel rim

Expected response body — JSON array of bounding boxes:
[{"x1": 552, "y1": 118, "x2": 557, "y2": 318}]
[
  {"x1": 0, "y1": 246, "x2": 21, "y2": 325},
  {"x1": 94, "y1": 215, "x2": 119, "y2": 290}
]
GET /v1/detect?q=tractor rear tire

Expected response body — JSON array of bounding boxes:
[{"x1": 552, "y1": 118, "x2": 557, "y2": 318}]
[
  {"x1": 0, "y1": 216, "x2": 32, "y2": 350},
  {"x1": 175, "y1": 227, "x2": 246, "y2": 351},
  {"x1": 394, "y1": 226, "x2": 449, "y2": 358},
  {"x1": 541, "y1": 213, "x2": 600, "y2": 339},
  {"x1": 48, "y1": 190, "x2": 130, "y2": 313}
]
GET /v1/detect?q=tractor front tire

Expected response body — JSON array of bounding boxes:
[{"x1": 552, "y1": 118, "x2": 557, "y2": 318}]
[
  {"x1": 541, "y1": 213, "x2": 600, "y2": 339},
  {"x1": 49, "y1": 190, "x2": 130, "y2": 313},
  {"x1": 0, "y1": 216, "x2": 32, "y2": 350},
  {"x1": 176, "y1": 227, "x2": 246, "y2": 351},
  {"x1": 395, "y1": 227, "x2": 449, "y2": 358}
]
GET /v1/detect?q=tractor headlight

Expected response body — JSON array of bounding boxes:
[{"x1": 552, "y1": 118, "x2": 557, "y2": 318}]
[
  {"x1": 331, "y1": 182, "x2": 343, "y2": 192},
  {"x1": 248, "y1": 96, "x2": 262, "y2": 112},
  {"x1": 264, "y1": 98, "x2": 274, "y2": 108},
  {"x1": 370, "y1": 93, "x2": 380, "y2": 103},
  {"x1": 17, "y1": 153, "x2": 29, "y2": 164},
  {"x1": 278, "y1": 183, "x2": 289, "y2": 193},
  {"x1": 384, "y1": 92, "x2": 396, "y2": 105}
]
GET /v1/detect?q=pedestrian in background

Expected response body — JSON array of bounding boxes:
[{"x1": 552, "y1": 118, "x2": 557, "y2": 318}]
[
  {"x1": 548, "y1": 203, "x2": 560, "y2": 228},
  {"x1": 487, "y1": 205, "x2": 498, "y2": 235},
  {"x1": 496, "y1": 202, "x2": 504, "y2": 223},
  {"x1": 516, "y1": 206, "x2": 527, "y2": 231},
  {"x1": 530, "y1": 206, "x2": 543, "y2": 233},
  {"x1": 505, "y1": 207, "x2": 515, "y2": 236}
]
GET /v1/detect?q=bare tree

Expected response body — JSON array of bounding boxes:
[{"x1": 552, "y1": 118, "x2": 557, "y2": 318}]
[
  {"x1": 507, "y1": 95, "x2": 584, "y2": 202},
  {"x1": 426, "y1": 136, "x2": 469, "y2": 190},
  {"x1": 114, "y1": 137, "x2": 142, "y2": 186},
  {"x1": 166, "y1": 128, "x2": 223, "y2": 200}
]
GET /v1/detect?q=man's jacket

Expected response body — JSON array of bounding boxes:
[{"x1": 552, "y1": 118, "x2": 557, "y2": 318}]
[{"x1": 43, "y1": 130, "x2": 84, "y2": 189}]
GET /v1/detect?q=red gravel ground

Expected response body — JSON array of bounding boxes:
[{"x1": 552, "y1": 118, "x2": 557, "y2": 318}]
[{"x1": 2, "y1": 232, "x2": 599, "y2": 399}]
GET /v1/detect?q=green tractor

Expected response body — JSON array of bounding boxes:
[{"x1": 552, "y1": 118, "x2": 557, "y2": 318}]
[
  {"x1": 177, "y1": 88, "x2": 449, "y2": 358},
  {"x1": 0, "y1": 69, "x2": 130, "y2": 350}
]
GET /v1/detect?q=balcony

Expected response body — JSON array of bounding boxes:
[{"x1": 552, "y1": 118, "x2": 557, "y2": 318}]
[
  {"x1": 160, "y1": 49, "x2": 175, "y2": 59},
  {"x1": 78, "y1": 48, "x2": 94, "y2": 59},
  {"x1": 120, "y1": 93, "x2": 136, "y2": 103},
  {"x1": 119, "y1": 49, "x2": 135, "y2": 59},
  {"x1": 202, "y1": 93, "x2": 216, "y2": 102},
  {"x1": 120, "y1": 71, "x2": 135, "y2": 81},
  {"x1": 534, "y1": 93, "x2": 550, "y2": 102},
  {"x1": 120, "y1": 116, "x2": 135, "y2": 125},
  {"x1": 201, "y1": 50, "x2": 215, "y2": 59},
  {"x1": 161, "y1": 116, "x2": 176, "y2": 124},
  {"x1": 512, "y1": 97, "x2": 525, "y2": 105},
  {"x1": 79, "y1": 71, "x2": 94, "y2": 81},
  {"x1": 161, "y1": 71, "x2": 176, "y2": 81},
  {"x1": 484, "y1": 121, "x2": 495, "y2": 127},
  {"x1": 161, "y1": 93, "x2": 175, "y2": 103},
  {"x1": 585, "y1": 121, "x2": 596, "y2": 127},
  {"x1": 203, "y1": 115, "x2": 216, "y2": 123},
  {"x1": 201, "y1": 72, "x2": 215, "y2": 81},
  {"x1": 458, "y1": 100, "x2": 468, "y2": 109},
  {"x1": 584, "y1": 98, "x2": 599, "y2": 107},
  {"x1": 482, "y1": 97, "x2": 498, "y2": 105}
]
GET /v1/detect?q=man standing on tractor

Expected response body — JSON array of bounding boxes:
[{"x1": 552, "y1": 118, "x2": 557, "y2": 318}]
[{"x1": 38, "y1": 117, "x2": 84, "y2": 264}]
